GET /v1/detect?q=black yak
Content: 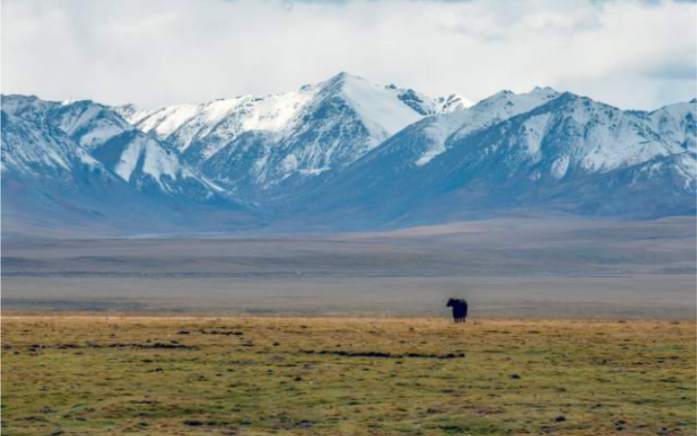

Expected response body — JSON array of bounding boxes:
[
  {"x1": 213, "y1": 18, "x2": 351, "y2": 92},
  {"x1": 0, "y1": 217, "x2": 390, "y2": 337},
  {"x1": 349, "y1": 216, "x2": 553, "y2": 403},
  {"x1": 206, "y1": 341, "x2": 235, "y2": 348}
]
[{"x1": 446, "y1": 298, "x2": 468, "y2": 323}]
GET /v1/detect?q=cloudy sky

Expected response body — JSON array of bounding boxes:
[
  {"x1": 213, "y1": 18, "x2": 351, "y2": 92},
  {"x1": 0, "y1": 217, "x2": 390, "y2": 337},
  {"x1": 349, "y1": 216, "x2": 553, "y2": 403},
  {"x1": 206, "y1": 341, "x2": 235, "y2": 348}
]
[{"x1": 2, "y1": 0, "x2": 695, "y2": 110}]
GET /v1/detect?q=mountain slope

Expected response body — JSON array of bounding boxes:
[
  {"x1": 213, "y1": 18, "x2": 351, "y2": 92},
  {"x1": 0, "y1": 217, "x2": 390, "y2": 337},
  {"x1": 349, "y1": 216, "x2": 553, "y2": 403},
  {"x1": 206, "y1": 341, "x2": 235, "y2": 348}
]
[
  {"x1": 324, "y1": 86, "x2": 561, "y2": 185},
  {"x1": 296, "y1": 92, "x2": 696, "y2": 228},
  {"x1": 117, "y1": 73, "x2": 465, "y2": 198},
  {"x1": 1, "y1": 95, "x2": 250, "y2": 237},
  {"x1": 3, "y1": 75, "x2": 695, "y2": 237}
]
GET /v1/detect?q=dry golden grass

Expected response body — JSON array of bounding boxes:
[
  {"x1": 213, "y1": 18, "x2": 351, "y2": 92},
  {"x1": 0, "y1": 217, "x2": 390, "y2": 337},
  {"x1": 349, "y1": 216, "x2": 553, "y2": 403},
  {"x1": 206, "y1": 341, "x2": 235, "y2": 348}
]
[{"x1": 2, "y1": 314, "x2": 695, "y2": 435}]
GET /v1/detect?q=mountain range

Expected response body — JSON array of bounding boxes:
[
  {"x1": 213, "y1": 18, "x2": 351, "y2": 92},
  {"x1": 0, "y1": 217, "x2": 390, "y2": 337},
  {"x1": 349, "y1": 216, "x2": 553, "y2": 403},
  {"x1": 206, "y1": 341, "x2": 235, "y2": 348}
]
[{"x1": 2, "y1": 73, "x2": 695, "y2": 237}]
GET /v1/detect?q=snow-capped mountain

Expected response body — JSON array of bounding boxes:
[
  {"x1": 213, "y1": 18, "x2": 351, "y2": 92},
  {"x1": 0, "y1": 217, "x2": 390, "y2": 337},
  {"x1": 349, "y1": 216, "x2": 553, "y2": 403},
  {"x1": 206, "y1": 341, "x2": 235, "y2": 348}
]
[
  {"x1": 299, "y1": 91, "x2": 696, "y2": 227},
  {"x1": 3, "y1": 74, "x2": 695, "y2": 236},
  {"x1": 391, "y1": 86, "x2": 471, "y2": 116},
  {"x1": 2, "y1": 95, "x2": 226, "y2": 200},
  {"x1": 348, "y1": 86, "x2": 561, "y2": 175},
  {"x1": 1, "y1": 95, "x2": 247, "y2": 237},
  {"x1": 1, "y1": 97, "x2": 100, "y2": 178},
  {"x1": 116, "y1": 73, "x2": 465, "y2": 197}
]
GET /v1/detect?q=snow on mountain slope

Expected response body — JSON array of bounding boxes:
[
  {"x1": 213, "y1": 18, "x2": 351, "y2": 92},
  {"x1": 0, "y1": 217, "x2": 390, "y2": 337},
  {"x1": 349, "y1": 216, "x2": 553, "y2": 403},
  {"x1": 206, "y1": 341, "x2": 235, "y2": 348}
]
[
  {"x1": 647, "y1": 99, "x2": 697, "y2": 152},
  {"x1": 113, "y1": 103, "x2": 154, "y2": 126},
  {"x1": 630, "y1": 151, "x2": 696, "y2": 191},
  {"x1": 430, "y1": 92, "x2": 697, "y2": 184},
  {"x1": 1, "y1": 95, "x2": 114, "y2": 177},
  {"x1": 391, "y1": 86, "x2": 471, "y2": 116},
  {"x1": 414, "y1": 86, "x2": 561, "y2": 166},
  {"x1": 516, "y1": 94, "x2": 696, "y2": 177},
  {"x1": 434, "y1": 94, "x2": 473, "y2": 113},
  {"x1": 1, "y1": 107, "x2": 97, "y2": 176},
  {"x1": 336, "y1": 75, "x2": 422, "y2": 137},
  {"x1": 111, "y1": 134, "x2": 178, "y2": 186},
  {"x1": 338, "y1": 86, "x2": 562, "y2": 175},
  {"x1": 117, "y1": 73, "x2": 468, "y2": 194},
  {"x1": 4, "y1": 78, "x2": 695, "y2": 235},
  {"x1": 1, "y1": 94, "x2": 54, "y2": 124},
  {"x1": 53, "y1": 100, "x2": 134, "y2": 148},
  {"x1": 1, "y1": 94, "x2": 251, "y2": 237},
  {"x1": 453, "y1": 87, "x2": 560, "y2": 138},
  {"x1": 1, "y1": 94, "x2": 224, "y2": 201},
  {"x1": 674, "y1": 151, "x2": 697, "y2": 189},
  {"x1": 298, "y1": 91, "x2": 696, "y2": 227}
]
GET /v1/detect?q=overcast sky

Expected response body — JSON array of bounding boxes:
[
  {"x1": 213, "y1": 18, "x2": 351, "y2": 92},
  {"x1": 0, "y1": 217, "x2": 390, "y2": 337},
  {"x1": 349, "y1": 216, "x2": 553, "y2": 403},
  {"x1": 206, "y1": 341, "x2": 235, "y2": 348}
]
[{"x1": 2, "y1": 0, "x2": 695, "y2": 110}]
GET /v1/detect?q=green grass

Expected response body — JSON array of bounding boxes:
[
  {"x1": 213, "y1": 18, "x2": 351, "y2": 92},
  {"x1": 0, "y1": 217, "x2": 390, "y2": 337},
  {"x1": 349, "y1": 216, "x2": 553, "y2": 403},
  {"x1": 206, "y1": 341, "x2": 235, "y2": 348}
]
[{"x1": 2, "y1": 315, "x2": 695, "y2": 435}]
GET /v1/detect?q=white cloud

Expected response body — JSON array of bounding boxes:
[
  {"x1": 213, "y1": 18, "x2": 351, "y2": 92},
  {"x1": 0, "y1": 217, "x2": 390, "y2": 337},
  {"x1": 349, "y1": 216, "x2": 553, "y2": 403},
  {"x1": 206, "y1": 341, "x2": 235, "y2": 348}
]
[{"x1": 1, "y1": 0, "x2": 695, "y2": 110}]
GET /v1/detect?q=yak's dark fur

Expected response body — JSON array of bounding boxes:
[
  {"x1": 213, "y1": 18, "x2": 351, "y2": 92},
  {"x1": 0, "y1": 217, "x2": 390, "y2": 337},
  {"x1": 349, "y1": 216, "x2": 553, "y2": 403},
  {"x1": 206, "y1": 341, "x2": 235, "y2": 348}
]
[{"x1": 446, "y1": 298, "x2": 468, "y2": 323}]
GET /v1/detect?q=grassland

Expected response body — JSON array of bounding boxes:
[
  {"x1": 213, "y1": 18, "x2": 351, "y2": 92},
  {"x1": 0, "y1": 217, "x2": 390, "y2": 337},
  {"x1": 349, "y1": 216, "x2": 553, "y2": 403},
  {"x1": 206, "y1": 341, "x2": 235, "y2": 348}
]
[{"x1": 2, "y1": 315, "x2": 695, "y2": 435}]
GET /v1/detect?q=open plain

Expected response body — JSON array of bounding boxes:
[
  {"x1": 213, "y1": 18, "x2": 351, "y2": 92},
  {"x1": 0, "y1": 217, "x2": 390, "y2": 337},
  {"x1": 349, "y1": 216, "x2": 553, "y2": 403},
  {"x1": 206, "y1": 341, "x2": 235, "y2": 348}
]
[
  {"x1": 2, "y1": 315, "x2": 696, "y2": 435},
  {"x1": 2, "y1": 217, "x2": 696, "y2": 319}
]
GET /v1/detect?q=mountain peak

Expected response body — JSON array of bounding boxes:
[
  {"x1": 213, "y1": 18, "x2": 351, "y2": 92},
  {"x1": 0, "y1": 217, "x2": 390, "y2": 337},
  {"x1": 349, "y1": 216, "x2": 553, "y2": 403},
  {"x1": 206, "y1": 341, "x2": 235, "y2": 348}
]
[
  {"x1": 321, "y1": 72, "x2": 425, "y2": 136},
  {"x1": 325, "y1": 71, "x2": 367, "y2": 86},
  {"x1": 532, "y1": 85, "x2": 557, "y2": 92},
  {"x1": 530, "y1": 86, "x2": 560, "y2": 99}
]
